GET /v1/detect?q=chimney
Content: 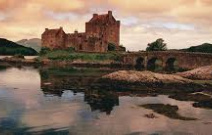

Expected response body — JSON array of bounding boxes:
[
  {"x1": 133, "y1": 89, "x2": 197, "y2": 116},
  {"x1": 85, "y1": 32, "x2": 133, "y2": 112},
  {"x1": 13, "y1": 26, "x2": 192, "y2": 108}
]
[
  {"x1": 93, "y1": 13, "x2": 98, "y2": 18},
  {"x1": 108, "y1": 11, "x2": 112, "y2": 17},
  {"x1": 117, "y1": 20, "x2": 120, "y2": 26}
]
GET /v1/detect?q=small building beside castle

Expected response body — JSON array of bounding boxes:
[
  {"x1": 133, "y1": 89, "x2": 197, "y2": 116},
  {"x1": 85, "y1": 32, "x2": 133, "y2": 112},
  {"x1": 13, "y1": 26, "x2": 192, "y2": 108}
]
[{"x1": 41, "y1": 11, "x2": 125, "y2": 52}]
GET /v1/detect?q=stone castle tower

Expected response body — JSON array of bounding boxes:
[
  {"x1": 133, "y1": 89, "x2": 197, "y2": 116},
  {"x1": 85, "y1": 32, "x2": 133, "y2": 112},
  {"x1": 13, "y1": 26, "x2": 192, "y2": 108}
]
[{"x1": 41, "y1": 11, "x2": 125, "y2": 52}]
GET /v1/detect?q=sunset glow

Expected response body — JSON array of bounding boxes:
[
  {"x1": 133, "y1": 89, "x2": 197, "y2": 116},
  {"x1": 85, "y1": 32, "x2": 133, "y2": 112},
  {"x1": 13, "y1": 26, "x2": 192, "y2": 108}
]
[{"x1": 0, "y1": 0, "x2": 212, "y2": 50}]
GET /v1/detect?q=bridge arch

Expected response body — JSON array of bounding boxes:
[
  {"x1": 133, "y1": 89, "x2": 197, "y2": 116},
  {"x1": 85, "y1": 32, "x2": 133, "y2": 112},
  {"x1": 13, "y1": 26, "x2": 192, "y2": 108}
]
[
  {"x1": 135, "y1": 57, "x2": 145, "y2": 70},
  {"x1": 122, "y1": 51, "x2": 212, "y2": 70},
  {"x1": 147, "y1": 57, "x2": 163, "y2": 71},
  {"x1": 165, "y1": 57, "x2": 178, "y2": 72}
]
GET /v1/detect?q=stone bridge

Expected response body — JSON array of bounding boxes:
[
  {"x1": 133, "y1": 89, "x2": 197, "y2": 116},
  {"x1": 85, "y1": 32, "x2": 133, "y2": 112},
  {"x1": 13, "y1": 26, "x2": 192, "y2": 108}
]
[{"x1": 122, "y1": 51, "x2": 212, "y2": 70}]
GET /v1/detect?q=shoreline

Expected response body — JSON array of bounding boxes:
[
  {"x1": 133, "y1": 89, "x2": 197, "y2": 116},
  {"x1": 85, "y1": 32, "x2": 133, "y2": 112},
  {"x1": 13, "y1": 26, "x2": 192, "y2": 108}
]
[
  {"x1": 0, "y1": 57, "x2": 134, "y2": 69},
  {"x1": 1, "y1": 57, "x2": 212, "y2": 81}
]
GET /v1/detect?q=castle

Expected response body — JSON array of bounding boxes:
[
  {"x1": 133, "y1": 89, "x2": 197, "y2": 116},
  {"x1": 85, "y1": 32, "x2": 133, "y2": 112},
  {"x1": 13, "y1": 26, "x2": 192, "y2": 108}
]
[{"x1": 41, "y1": 11, "x2": 125, "y2": 52}]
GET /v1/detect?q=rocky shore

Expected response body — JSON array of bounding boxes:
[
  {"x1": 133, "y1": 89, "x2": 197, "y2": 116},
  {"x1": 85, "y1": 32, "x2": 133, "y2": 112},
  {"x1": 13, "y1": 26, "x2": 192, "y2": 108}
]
[
  {"x1": 0, "y1": 57, "x2": 125, "y2": 68},
  {"x1": 98, "y1": 70, "x2": 208, "y2": 93},
  {"x1": 177, "y1": 65, "x2": 212, "y2": 80},
  {"x1": 41, "y1": 59, "x2": 124, "y2": 68},
  {"x1": 102, "y1": 70, "x2": 192, "y2": 84}
]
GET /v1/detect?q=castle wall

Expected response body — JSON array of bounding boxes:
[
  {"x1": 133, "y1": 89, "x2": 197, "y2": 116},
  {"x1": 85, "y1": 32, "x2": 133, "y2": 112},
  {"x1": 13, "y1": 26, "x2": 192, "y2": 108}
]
[
  {"x1": 65, "y1": 32, "x2": 86, "y2": 51},
  {"x1": 41, "y1": 11, "x2": 124, "y2": 53},
  {"x1": 42, "y1": 29, "x2": 66, "y2": 50},
  {"x1": 85, "y1": 12, "x2": 120, "y2": 48},
  {"x1": 104, "y1": 22, "x2": 120, "y2": 47}
]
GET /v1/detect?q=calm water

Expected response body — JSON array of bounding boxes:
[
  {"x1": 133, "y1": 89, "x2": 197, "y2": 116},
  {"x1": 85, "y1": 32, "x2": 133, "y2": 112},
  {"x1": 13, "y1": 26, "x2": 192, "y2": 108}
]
[{"x1": 0, "y1": 66, "x2": 212, "y2": 135}]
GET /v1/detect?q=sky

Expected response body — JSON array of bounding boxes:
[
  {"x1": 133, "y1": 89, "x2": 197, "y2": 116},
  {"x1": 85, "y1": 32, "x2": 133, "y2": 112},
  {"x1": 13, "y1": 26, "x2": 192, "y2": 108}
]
[{"x1": 0, "y1": 0, "x2": 212, "y2": 51}]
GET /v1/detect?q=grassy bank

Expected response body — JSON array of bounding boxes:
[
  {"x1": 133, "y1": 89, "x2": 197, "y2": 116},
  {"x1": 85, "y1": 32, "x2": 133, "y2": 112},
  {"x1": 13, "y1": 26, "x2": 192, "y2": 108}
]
[{"x1": 39, "y1": 48, "x2": 123, "y2": 62}]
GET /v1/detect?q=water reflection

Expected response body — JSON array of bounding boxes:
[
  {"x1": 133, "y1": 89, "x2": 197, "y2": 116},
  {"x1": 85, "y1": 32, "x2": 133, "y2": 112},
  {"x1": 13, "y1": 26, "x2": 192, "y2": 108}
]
[
  {"x1": 84, "y1": 91, "x2": 119, "y2": 115},
  {"x1": 0, "y1": 66, "x2": 212, "y2": 134},
  {"x1": 40, "y1": 66, "x2": 119, "y2": 115}
]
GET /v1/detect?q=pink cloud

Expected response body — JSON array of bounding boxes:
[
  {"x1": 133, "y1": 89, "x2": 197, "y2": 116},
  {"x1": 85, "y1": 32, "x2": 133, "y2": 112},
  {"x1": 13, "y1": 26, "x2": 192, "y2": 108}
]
[{"x1": 0, "y1": 0, "x2": 212, "y2": 50}]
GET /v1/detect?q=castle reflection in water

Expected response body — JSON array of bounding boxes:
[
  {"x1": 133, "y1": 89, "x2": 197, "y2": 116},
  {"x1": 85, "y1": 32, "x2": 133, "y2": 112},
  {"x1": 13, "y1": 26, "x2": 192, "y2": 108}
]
[{"x1": 40, "y1": 66, "x2": 119, "y2": 115}]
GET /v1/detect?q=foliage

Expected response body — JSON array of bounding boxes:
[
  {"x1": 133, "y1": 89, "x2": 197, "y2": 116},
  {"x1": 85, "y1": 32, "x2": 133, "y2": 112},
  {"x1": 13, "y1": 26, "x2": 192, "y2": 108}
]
[
  {"x1": 146, "y1": 38, "x2": 167, "y2": 51},
  {"x1": 40, "y1": 47, "x2": 75, "y2": 55},
  {"x1": 108, "y1": 43, "x2": 116, "y2": 51},
  {"x1": 181, "y1": 43, "x2": 212, "y2": 53},
  {"x1": 40, "y1": 49, "x2": 122, "y2": 62},
  {"x1": 0, "y1": 38, "x2": 37, "y2": 56},
  {"x1": 118, "y1": 46, "x2": 126, "y2": 52},
  {"x1": 39, "y1": 47, "x2": 51, "y2": 55},
  {"x1": 66, "y1": 47, "x2": 75, "y2": 52}
]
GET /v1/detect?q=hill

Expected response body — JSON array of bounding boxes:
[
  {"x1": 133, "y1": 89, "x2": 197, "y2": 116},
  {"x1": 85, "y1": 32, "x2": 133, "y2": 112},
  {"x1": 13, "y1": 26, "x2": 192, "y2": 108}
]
[
  {"x1": 16, "y1": 38, "x2": 41, "y2": 52},
  {"x1": 181, "y1": 43, "x2": 212, "y2": 53},
  {"x1": 0, "y1": 38, "x2": 38, "y2": 56}
]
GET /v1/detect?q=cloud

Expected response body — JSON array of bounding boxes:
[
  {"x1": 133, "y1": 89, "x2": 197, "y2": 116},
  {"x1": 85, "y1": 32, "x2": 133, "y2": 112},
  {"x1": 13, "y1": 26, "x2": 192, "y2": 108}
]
[
  {"x1": 21, "y1": 103, "x2": 82, "y2": 131},
  {"x1": 108, "y1": 0, "x2": 197, "y2": 15},
  {"x1": 34, "y1": 0, "x2": 85, "y2": 13},
  {"x1": 0, "y1": 0, "x2": 212, "y2": 50},
  {"x1": 0, "y1": 0, "x2": 21, "y2": 11}
]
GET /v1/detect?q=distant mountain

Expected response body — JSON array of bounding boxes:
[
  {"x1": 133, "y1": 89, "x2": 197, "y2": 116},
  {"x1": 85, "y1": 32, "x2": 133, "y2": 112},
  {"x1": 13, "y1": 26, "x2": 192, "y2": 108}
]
[
  {"x1": 16, "y1": 38, "x2": 41, "y2": 52},
  {"x1": 0, "y1": 38, "x2": 38, "y2": 56},
  {"x1": 181, "y1": 43, "x2": 212, "y2": 54}
]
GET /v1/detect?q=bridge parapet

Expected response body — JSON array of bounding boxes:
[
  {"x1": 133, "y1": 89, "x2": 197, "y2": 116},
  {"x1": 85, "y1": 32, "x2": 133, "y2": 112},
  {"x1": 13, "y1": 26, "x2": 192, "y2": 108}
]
[
  {"x1": 123, "y1": 51, "x2": 212, "y2": 56},
  {"x1": 122, "y1": 51, "x2": 212, "y2": 70}
]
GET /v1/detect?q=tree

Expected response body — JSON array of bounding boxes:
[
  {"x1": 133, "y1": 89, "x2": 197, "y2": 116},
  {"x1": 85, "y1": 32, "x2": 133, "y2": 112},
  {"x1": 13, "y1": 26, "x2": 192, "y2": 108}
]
[
  {"x1": 146, "y1": 38, "x2": 167, "y2": 51},
  {"x1": 39, "y1": 47, "x2": 50, "y2": 55},
  {"x1": 108, "y1": 43, "x2": 116, "y2": 51}
]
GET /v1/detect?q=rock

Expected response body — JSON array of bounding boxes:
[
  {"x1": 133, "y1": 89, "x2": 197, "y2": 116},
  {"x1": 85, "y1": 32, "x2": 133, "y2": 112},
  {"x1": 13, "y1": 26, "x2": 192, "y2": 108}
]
[
  {"x1": 203, "y1": 121, "x2": 212, "y2": 125},
  {"x1": 141, "y1": 104, "x2": 197, "y2": 120},
  {"x1": 193, "y1": 100, "x2": 212, "y2": 109},
  {"x1": 102, "y1": 70, "x2": 192, "y2": 84},
  {"x1": 98, "y1": 70, "x2": 205, "y2": 92},
  {"x1": 43, "y1": 82, "x2": 51, "y2": 85},
  {"x1": 3, "y1": 54, "x2": 25, "y2": 61},
  {"x1": 144, "y1": 113, "x2": 157, "y2": 119},
  {"x1": 177, "y1": 65, "x2": 212, "y2": 80},
  {"x1": 13, "y1": 54, "x2": 25, "y2": 59}
]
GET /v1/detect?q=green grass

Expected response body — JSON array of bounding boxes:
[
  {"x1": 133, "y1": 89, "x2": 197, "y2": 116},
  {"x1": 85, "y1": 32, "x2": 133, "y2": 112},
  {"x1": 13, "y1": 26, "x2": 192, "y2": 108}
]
[{"x1": 39, "y1": 49, "x2": 122, "y2": 62}]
